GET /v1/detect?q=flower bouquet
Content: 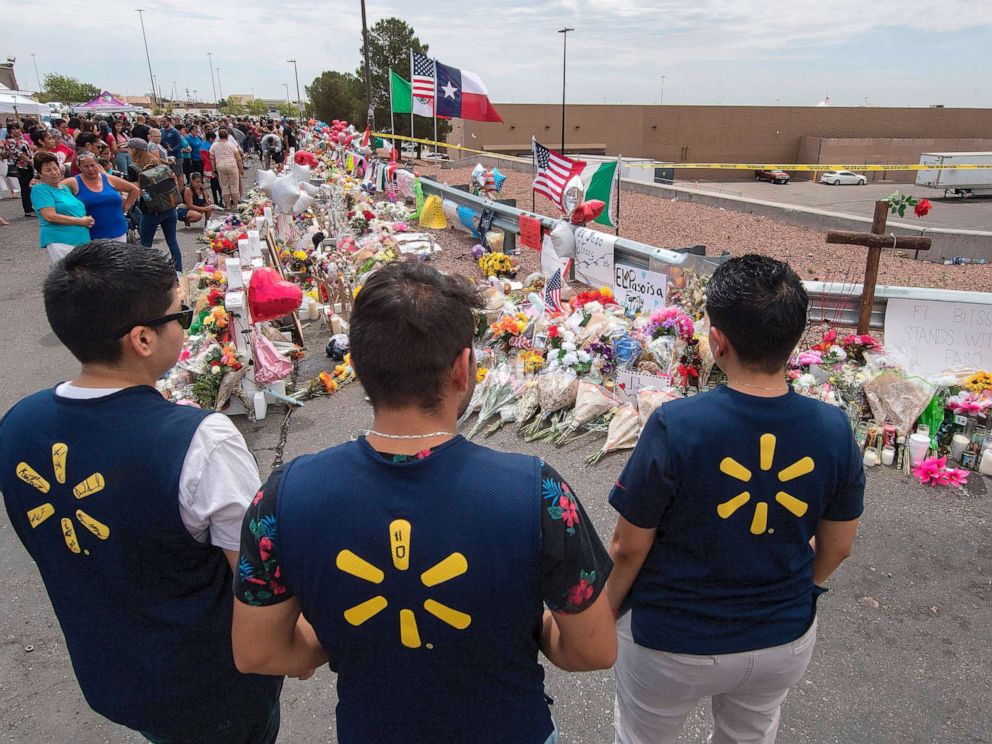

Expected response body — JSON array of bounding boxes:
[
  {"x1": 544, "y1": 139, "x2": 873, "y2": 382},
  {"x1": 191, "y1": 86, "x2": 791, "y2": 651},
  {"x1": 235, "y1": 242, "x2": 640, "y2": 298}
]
[
  {"x1": 479, "y1": 252, "x2": 519, "y2": 279},
  {"x1": 467, "y1": 364, "x2": 520, "y2": 439},
  {"x1": 553, "y1": 381, "x2": 621, "y2": 446},
  {"x1": 586, "y1": 405, "x2": 642, "y2": 464}
]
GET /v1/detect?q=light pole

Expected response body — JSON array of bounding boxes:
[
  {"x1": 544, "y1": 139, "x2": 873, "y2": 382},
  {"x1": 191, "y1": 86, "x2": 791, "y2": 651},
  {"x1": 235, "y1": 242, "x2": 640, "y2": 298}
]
[
  {"x1": 136, "y1": 9, "x2": 158, "y2": 108},
  {"x1": 207, "y1": 52, "x2": 217, "y2": 103},
  {"x1": 360, "y1": 0, "x2": 373, "y2": 129},
  {"x1": 216, "y1": 68, "x2": 223, "y2": 100},
  {"x1": 282, "y1": 83, "x2": 290, "y2": 104},
  {"x1": 172, "y1": 82, "x2": 177, "y2": 103},
  {"x1": 558, "y1": 27, "x2": 574, "y2": 153},
  {"x1": 660, "y1": 75, "x2": 666, "y2": 105},
  {"x1": 288, "y1": 59, "x2": 303, "y2": 118},
  {"x1": 30, "y1": 54, "x2": 42, "y2": 92}
]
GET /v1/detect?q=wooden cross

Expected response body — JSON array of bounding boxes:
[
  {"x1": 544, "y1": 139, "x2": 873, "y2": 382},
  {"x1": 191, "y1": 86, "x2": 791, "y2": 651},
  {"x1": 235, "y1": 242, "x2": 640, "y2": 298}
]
[{"x1": 825, "y1": 200, "x2": 932, "y2": 334}]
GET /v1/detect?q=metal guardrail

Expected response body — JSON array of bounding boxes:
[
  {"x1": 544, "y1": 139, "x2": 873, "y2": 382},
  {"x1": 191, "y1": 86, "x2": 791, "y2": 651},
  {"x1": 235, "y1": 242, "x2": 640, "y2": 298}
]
[
  {"x1": 419, "y1": 177, "x2": 992, "y2": 330},
  {"x1": 420, "y1": 177, "x2": 725, "y2": 278}
]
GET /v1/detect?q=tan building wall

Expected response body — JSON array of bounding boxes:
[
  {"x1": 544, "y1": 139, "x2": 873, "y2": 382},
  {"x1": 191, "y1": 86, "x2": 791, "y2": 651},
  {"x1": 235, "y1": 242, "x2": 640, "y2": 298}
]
[
  {"x1": 799, "y1": 137, "x2": 992, "y2": 183},
  {"x1": 453, "y1": 104, "x2": 992, "y2": 181}
]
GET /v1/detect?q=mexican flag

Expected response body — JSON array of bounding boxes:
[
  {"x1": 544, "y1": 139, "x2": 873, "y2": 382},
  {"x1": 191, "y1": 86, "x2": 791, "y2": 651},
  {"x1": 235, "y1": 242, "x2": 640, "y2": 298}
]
[
  {"x1": 390, "y1": 69, "x2": 413, "y2": 114},
  {"x1": 584, "y1": 158, "x2": 620, "y2": 227}
]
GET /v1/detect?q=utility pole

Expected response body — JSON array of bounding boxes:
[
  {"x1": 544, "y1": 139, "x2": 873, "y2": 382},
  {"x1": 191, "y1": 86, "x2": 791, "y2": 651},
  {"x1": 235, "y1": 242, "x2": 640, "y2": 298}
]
[
  {"x1": 30, "y1": 54, "x2": 42, "y2": 93},
  {"x1": 216, "y1": 68, "x2": 223, "y2": 100},
  {"x1": 360, "y1": 0, "x2": 374, "y2": 129},
  {"x1": 207, "y1": 52, "x2": 217, "y2": 103},
  {"x1": 660, "y1": 75, "x2": 666, "y2": 105},
  {"x1": 283, "y1": 83, "x2": 290, "y2": 104},
  {"x1": 136, "y1": 9, "x2": 158, "y2": 109},
  {"x1": 558, "y1": 27, "x2": 574, "y2": 153},
  {"x1": 288, "y1": 59, "x2": 303, "y2": 118}
]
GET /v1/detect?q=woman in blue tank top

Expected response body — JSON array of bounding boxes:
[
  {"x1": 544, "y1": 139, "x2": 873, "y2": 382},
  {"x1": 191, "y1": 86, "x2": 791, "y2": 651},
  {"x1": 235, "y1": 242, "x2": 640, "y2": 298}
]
[{"x1": 63, "y1": 152, "x2": 140, "y2": 241}]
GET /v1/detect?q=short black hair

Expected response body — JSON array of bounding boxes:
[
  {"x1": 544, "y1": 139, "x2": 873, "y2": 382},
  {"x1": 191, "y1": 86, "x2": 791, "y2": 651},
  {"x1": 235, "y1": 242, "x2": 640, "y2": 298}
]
[
  {"x1": 29, "y1": 128, "x2": 51, "y2": 147},
  {"x1": 75, "y1": 131, "x2": 99, "y2": 149},
  {"x1": 350, "y1": 261, "x2": 483, "y2": 411},
  {"x1": 44, "y1": 241, "x2": 177, "y2": 365},
  {"x1": 705, "y1": 254, "x2": 808, "y2": 373},
  {"x1": 33, "y1": 151, "x2": 58, "y2": 174}
]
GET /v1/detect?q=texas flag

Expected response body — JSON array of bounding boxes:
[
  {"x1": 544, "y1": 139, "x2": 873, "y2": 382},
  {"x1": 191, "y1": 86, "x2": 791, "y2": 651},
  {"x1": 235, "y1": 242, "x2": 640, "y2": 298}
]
[{"x1": 435, "y1": 61, "x2": 503, "y2": 123}]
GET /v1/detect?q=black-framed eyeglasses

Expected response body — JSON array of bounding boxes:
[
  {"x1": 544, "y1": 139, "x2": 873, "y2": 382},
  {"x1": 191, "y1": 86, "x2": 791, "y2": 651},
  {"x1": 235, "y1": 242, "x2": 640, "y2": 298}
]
[{"x1": 115, "y1": 304, "x2": 194, "y2": 338}]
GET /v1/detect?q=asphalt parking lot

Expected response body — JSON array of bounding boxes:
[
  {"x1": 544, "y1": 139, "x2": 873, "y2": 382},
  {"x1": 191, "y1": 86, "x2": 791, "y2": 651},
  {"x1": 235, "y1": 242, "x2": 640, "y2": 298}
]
[{"x1": 678, "y1": 179, "x2": 992, "y2": 232}]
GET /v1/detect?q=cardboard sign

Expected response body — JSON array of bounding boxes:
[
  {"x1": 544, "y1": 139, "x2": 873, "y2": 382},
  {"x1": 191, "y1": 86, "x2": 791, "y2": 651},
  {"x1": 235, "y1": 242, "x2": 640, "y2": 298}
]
[
  {"x1": 573, "y1": 227, "x2": 615, "y2": 287},
  {"x1": 519, "y1": 214, "x2": 543, "y2": 251},
  {"x1": 615, "y1": 368, "x2": 673, "y2": 403},
  {"x1": 884, "y1": 297, "x2": 992, "y2": 375},
  {"x1": 614, "y1": 265, "x2": 668, "y2": 313}
]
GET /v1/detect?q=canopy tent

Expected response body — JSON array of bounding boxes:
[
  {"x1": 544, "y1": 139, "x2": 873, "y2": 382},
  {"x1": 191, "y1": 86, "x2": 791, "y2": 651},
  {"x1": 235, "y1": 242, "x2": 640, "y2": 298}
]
[
  {"x1": 72, "y1": 91, "x2": 143, "y2": 114},
  {"x1": 0, "y1": 83, "x2": 47, "y2": 116}
]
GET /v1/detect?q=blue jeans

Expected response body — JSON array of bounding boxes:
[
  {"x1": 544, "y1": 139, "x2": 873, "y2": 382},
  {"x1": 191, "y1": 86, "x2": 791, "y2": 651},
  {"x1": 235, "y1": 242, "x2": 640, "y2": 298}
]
[
  {"x1": 139, "y1": 208, "x2": 182, "y2": 271},
  {"x1": 139, "y1": 697, "x2": 280, "y2": 744}
]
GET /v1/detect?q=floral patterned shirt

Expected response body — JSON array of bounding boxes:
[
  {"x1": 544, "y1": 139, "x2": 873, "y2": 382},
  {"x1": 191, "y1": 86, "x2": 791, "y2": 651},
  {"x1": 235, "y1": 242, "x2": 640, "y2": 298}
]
[{"x1": 234, "y1": 448, "x2": 612, "y2": 614}]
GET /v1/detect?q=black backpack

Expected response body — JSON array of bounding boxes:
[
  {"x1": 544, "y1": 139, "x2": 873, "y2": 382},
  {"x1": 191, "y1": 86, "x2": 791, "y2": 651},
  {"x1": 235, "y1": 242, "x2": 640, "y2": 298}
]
[{"x1": 138, "y1": 165, "x2": 182, "y2": 213}]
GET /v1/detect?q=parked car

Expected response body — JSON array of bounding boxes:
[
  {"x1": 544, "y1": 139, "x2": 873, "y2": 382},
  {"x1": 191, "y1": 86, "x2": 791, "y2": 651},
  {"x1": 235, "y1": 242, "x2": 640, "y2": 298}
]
[
  {"x1": 422, "y1": 151, "x2": 450, "y2": 161},
  {"x1": 755, "y1": 169, "x2": 790, "y2": 184},
  {"x1": 401, "y1": 142, "x2": 417, "y2": 158},
  {"x1": 820, "y1": 170, "x2": 867, "y2": 186}
]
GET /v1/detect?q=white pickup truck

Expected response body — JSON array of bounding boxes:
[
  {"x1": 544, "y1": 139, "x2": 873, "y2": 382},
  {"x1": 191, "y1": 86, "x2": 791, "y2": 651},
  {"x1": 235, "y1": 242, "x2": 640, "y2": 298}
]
[{"x1": 915, "y1": 152, "x2": 992, "y2": 198}]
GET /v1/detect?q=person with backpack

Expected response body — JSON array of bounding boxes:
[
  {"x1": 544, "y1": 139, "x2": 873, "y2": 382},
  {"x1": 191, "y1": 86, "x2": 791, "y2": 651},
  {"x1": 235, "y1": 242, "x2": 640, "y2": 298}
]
[
  {"x1": 127, "y1": 138, "x2": 184, "y2": 272},
  {"x1": 259, "y1": 128, "x2": 283, "y2": 172}
]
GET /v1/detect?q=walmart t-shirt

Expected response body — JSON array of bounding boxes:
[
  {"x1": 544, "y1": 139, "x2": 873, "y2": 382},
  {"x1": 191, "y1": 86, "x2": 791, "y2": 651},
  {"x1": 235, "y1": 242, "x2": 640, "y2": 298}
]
[{"x1": 609, "y1": 385, "x2": 864, "y2": 655}]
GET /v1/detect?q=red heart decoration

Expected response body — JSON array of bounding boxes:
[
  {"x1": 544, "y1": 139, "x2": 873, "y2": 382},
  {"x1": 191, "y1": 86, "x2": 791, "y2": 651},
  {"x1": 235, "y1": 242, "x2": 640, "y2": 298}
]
[
  {"x1": 618, "y1": 382, "x2": 627, "y2": 391},
  {"x1": 248, "y1": 267, "x2": 303, "y2": 323}
]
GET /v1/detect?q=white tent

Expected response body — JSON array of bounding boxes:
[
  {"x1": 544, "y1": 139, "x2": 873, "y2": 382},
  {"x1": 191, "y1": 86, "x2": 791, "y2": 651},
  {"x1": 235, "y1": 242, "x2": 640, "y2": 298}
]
[{"x1": 0, "y1": 83, "x2": 47, "y2": 116}]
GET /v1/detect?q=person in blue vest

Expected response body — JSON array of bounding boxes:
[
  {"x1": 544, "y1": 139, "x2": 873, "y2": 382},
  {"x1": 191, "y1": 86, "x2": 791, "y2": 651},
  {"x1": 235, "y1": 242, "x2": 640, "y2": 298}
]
[
  {"x1": 232, "y1": 260, "x2": 617, "y2": 743},
  {"x1": 606, "y1": 254, "x2": 864, "y2": 744},
  {"x1": 0, "y1": 240, "x2": 289, "y2": 743}
]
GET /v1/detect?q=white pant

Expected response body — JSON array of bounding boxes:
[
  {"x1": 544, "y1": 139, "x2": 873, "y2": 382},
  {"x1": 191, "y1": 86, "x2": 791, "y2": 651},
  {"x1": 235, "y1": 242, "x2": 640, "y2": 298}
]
[
  {"x1": 45, "y1": 243, "x2": 77, "y2": 264},
  {"x1": 0, "y1": 160, "x2": 18, "y2": 193},
  {"x1": 614, "y1": 614, "x2": 817, "y2": 744}
]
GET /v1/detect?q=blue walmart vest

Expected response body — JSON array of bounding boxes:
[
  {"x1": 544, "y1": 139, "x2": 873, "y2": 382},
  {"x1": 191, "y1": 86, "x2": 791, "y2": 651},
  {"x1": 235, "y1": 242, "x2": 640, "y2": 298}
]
[
  {"x1": 0, "y1": 386, "x2": 282, "y2": 734},
  {"x1": 277, "y1": 435, "x2": 553, "y2": 743}
]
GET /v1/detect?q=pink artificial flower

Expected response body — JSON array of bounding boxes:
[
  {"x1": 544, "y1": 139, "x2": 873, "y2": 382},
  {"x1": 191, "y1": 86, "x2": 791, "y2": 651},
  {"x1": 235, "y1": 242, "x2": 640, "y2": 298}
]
[
  {"x1": 944, "y1": 468, "x2": 969, "y2": 487},
  {"x1": 649, "y1": 306, "x2": 680, "y2": 324},
  {"x1": 675, "y1": 314, "x2": 695, "y2": 341},
  {"x1": 796, "y1": 350, "x2": 823, "y2": 366},
  {"x1": 178, "y1": 348, "x2": 191, "y2": 362}
]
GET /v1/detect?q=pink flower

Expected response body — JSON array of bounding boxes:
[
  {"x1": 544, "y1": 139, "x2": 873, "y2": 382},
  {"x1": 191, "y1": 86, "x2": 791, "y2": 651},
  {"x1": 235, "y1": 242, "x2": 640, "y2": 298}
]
[
  {"x1": 559, "y1": 495, "x2": 579, "y2": 528},
  {"x1": 796, "y1": 350, "x2": 823, "y2": 366},
  {"x1": 567, "y1": 579, "x2": 594, "y2": 607},
  {"x1": 649, "y1": 306, "x2": 680, "y2": 324}
]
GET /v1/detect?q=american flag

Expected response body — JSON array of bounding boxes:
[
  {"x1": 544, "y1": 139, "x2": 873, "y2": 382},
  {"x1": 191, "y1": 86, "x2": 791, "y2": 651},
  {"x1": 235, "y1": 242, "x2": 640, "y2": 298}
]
[
  {"x1": 532, "y1": 138, "x2": 586, "y2": 212},
  {"x1": 544, "y1": 267, "x2": 564, "y2": 313},
  {"x1": 412, "y1": 52, "x2": 436, "y2": 112}
]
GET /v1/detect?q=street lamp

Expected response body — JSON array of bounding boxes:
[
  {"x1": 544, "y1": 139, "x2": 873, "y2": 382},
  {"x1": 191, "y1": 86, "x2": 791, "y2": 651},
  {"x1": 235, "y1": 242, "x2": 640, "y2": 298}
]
[
  {"x1": 216, "y1": 68, "x2": 223, "y2": 100},
  {"x1": 30, "y1": 53, "x2": 42, "y2": 93},
  {"x1": 287, "y1": 59, "x2": 303, "y2": 118},
  {"x1": 282, "y1": 83, "x2": 290, "y2": 105},
  {"x1": 136, "y1": 9, "x2": 158, "y2": 108},
  {"x1": 558, "y1": 27, "x2": 574, "y2": 153},
  {"x1": 207, "y1": 52, "x2": 217, "y2": 103}
]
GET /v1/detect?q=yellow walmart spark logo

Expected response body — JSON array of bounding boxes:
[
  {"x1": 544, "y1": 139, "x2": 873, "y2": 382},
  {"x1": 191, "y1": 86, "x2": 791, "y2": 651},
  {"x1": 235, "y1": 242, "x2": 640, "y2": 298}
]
[
  {"x1": 17, "y1": 443, "x2": 109, "y2": 554},
  {"x1": 336, "y1": 519, "x2": 471, "y2": 649},
  {"x1": 718, "y1": 434, "x2": 813, "y2": 535}
]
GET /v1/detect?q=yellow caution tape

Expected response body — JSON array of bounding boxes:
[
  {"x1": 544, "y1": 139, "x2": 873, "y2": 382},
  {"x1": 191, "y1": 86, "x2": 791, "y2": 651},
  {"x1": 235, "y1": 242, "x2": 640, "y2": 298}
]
[{"x1": 373, "y1": 132, "x2": 990, "y2": 172}]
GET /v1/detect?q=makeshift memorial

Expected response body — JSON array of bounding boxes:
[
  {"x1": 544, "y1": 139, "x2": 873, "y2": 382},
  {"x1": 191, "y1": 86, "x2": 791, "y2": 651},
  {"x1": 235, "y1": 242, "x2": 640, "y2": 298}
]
[{"x1": 586, "y1": 405, "x2": 642, "y2": 464}]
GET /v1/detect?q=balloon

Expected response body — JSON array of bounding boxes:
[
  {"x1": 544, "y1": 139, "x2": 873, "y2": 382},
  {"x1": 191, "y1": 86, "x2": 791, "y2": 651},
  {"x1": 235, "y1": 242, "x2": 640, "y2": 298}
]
[
  {"x1": 562, "y1": 175, "x2": 585, "y2": 216},
  {"x1": 248, "y1": 267, "x2": 303, "y2": 323},
  {"x1": 490, "y1": 168, "x2": 507, "y2": 192},
  {"x1": 332, "y1": 119, "x2": 340, "y2": 126},
  {"x1": 337, "y1": 132, "x2": 347, "y2": 144},
  {"x1": 549, "y1": 220, "x2": 576, "y2": 258},
  {"x1": 471, "y1": 163, "x2": 486, "y2": 186},
  {"x1": 344, "y1": 134, "x2": 354, "y2": 145},
  {"x1": 569, "y1": 200, "x2": 605, "y2": 224}
]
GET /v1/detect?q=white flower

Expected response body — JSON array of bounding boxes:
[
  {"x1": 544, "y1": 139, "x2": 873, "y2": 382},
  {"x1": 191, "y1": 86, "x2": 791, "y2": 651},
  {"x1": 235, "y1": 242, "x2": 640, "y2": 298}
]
[
  {"x1": 562, "y1": 329, "x2": 577, "y2": 344},
  {"x1": 584, "y1": 301, "x2": 603, "y2": 315},
  {"x1": 798, "y1": 373, "x2": 816, "y2": 387},
  {"x1": 577, "y1": 350, "x2": 591, "y2": 363},
  {"x1": 211, "y1": 366, "x2": 222, "y2": 375},
  {"x1": 561, "y1": 342, "x2": 577, "y2": 352},
  {"x1": 562, "y1": 352, "x2": 579, "y2": 367},
  {"x1": 828, "y1": 345, "x2": 848, "y2": 361}
]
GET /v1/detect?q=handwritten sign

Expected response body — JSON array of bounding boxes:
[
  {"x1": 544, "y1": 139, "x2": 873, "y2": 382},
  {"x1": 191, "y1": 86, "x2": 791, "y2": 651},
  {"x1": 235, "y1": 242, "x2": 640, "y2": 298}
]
[
  {"x1": 615, "y1": 368, "x2": 673, "y2": 403},
  {"x1": 614, "y1": 266, "x2": 668, "y2": 313},
  {"x1": 884, "y1": 298, "x2": 992, "y2": 375},
  {"x1": 574, "y1": 227, "x2": 615, "y2": 287},
  {"x1": 519, "y1": 214, "x2": 542, "y2": 251}
]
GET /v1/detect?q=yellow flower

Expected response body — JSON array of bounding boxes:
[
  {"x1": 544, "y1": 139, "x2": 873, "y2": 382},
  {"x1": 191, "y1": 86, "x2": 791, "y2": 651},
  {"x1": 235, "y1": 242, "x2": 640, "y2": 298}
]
[
  {"x1": 353, "y1": 285, "x2": 362, "y2": 299},
  {"x1": 476, "y1": 367, "x2": 489, "y2": 383},
  {"x1": 293, "y1": 250, "x2": 308, "y2": 261},
  {"x1": 599, "y1": 286, "x2": 614, "y2": 298}
]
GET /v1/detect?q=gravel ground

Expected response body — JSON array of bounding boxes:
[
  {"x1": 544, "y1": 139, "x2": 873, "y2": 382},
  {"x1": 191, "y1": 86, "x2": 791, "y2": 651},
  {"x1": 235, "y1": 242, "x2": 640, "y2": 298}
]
[{"x1": 422, "y1": 165, "x2": 992, "y2": 292}]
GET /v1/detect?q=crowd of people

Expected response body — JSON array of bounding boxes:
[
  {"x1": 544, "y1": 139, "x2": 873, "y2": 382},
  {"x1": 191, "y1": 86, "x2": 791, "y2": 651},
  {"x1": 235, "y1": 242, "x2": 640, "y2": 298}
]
[
  {"x1": 0, "y1": 233, "x2": 864, "y2": 742},
  {"x1": 0, "y1": 112, "x2": 301, "y2": 266}
]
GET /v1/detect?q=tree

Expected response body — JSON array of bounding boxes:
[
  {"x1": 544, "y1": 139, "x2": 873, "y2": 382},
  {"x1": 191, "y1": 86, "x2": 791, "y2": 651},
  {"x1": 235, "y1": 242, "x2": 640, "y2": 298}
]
[
  {"x1": 356, "y1": 17, "x2": 450, "y2": 142},
  {"x1": 35, "y1": 74, "x2": 101, "y2": 104},
  {"x1": 246, "y1": 99, "x2": 269, "y2": 116},
  {"x1": 277, "y1": 102, "x2": 298, "y2": 119},
  {"x1": 219, "y1": 98, "x2": 246, "y2": 116},
  {"x1": 306, "y1": 70, "x2": 364, "y2": 125}
]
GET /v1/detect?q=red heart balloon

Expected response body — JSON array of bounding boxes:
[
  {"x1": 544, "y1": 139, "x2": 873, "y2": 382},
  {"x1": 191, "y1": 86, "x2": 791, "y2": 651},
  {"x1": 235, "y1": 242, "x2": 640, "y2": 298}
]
[
  {"x1": 248, "y1": 267, "x2": 303, "y2": 323},
  {"x1": 569, "y1": 200, "x2": 605, "y2": 225}
]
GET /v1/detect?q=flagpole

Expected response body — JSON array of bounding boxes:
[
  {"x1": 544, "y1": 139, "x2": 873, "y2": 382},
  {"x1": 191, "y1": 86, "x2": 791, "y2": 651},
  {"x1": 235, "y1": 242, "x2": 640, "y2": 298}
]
[
  {"x1": 615, "y1": 154, "x2": 622, "y2": 237},
  {"x1": 530, "y1": 136, "x2": 536, "y2": 213},
  {"x1": 409, "y1": 49, "x2": 415, "y2": 148},
  {"x1": 432, "y1": 58, "x2": 438, "y2": 158},
  {"x1": 389, "y1": 68, "x2": 395, "y2": 140}
]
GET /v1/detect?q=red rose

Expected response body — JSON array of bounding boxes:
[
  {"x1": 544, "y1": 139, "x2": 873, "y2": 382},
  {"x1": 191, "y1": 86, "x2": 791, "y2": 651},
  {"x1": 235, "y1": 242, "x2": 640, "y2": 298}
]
[
  {"x1": 914, "y1": 199, "x2": 932, "y2": 218},
  {"x1": 548, "y1": 325, "x2": 559, "y2": 338}
]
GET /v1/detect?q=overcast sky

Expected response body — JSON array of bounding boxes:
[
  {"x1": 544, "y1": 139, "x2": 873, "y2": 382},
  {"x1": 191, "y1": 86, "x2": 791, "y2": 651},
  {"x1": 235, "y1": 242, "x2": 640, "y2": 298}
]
[{"x1": 8, "y1": 0, "x2": 992, "y2": 107}]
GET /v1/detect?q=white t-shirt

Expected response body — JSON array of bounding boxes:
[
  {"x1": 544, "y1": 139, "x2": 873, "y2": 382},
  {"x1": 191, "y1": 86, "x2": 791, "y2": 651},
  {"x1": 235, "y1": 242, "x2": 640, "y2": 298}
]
[{"x1": 55, "y1": 383, "x2": 260, "y2": 551}]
